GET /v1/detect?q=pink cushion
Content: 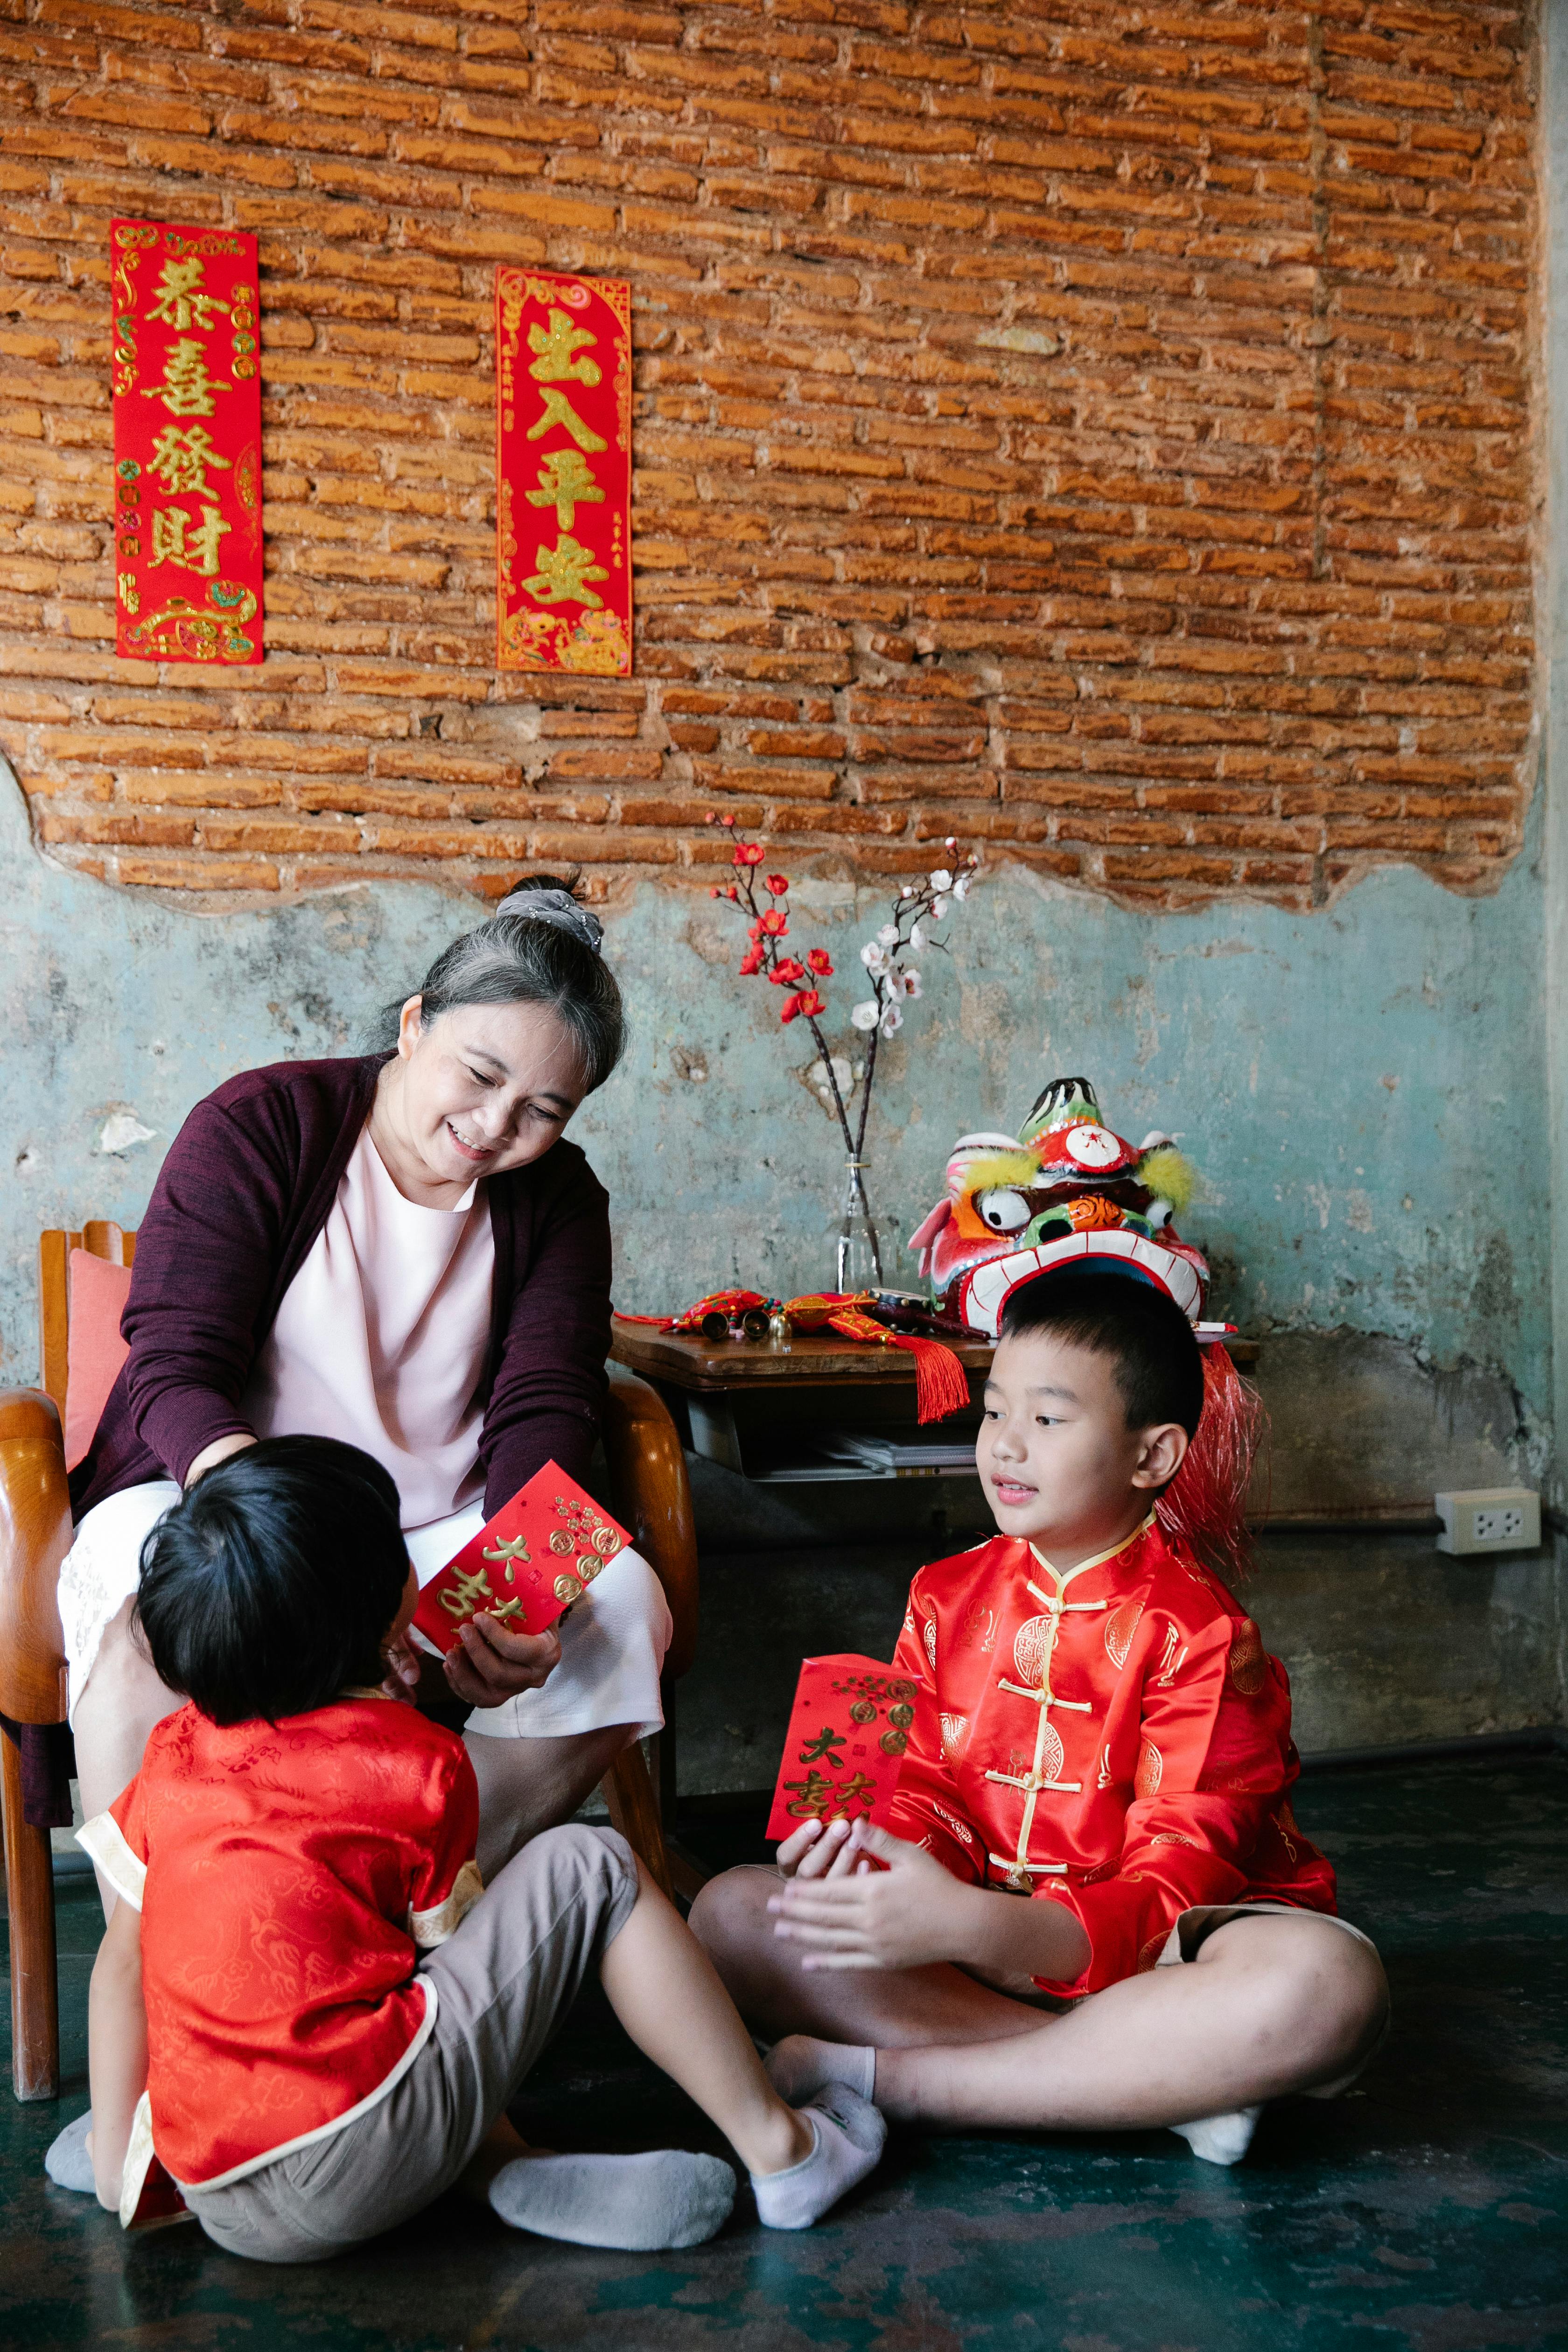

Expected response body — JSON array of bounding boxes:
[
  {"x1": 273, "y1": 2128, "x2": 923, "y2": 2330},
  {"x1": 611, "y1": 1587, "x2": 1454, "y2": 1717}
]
[{"x1": 63, "y1": 1249, "x2": 133, "y2": 1472}]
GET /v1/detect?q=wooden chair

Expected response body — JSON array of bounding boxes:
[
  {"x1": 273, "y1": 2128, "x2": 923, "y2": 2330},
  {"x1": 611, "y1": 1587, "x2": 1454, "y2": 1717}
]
[{"x1": 0, "y1": 1223, "x2": 703, "y2": 2102}]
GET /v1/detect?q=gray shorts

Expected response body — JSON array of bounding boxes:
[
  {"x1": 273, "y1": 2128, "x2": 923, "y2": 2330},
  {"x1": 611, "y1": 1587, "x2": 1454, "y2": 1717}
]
[{"x1": 186, "y1": 1823, "x2": 641, "y2": 2265}]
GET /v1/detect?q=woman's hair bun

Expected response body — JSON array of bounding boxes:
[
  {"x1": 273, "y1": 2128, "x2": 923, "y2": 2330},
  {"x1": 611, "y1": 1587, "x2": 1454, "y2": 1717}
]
[
  {"x1": 365, "y1": 870, "x2": 622, "y2": 1090},
  {"x1": 493, "y1": 872, "x2": 602, "y2": 956},
  {"x1": 500, "y1": 868, "x2": 583, "y2": 901}
]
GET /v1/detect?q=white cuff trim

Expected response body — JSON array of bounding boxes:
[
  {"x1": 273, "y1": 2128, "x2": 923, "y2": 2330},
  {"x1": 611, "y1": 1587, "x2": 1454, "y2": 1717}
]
[
  {"x1": 78, "y1": 1812, "x2": 146, "y2": 1912},
  {"x1": 410, "y1": 1858, "x2": 483, "y2": 1949}
]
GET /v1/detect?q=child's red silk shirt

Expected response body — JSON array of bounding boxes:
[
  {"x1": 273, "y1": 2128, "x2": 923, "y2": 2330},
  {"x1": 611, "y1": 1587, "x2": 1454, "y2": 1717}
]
[
  {"x1": 79, "y1": 1694, "x2": 481, "y2": 2190},
  {"x1": 884, "y1": 1516, "x2": 1336, "y2": 1996}
]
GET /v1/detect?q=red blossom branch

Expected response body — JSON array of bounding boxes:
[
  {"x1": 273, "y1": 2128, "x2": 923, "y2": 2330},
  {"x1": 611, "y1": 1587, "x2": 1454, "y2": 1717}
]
[
  {"x1": 706, "y1": 814, "x2": 854, "y2": 1154},
  {"x1": 705, "y1": 815, "x2": 979, "y2": 1232}
]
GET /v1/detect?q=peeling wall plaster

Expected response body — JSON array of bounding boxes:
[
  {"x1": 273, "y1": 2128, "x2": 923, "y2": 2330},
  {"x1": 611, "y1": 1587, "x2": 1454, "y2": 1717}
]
[{"x1": 0, "y1": 758, "x2": 1550, "y2": 1458}]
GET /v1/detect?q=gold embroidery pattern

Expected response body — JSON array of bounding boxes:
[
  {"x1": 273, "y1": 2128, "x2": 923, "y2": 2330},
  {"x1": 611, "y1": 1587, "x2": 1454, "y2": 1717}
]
[
  {"x1": 1149, "y1": 1618, "x2": 1188, "y2": 1688},
  {"x1": 939, "y1": 1711, "x2": 970, "y2": 1761},
  {"x1": 1104, "y1": 1600, "x2": 1142, "y2": 1671},
  {"x1": 931, "y1": 1799, "x2": 974, "y2": 1846},
  {"x1": 960, "y1": 1599, "x2": 997, "y2": 1654}
]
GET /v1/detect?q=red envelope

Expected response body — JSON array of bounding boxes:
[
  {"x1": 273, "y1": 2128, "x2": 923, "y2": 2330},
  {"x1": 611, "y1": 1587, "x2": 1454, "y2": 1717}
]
[
  {"x1": 124, "y1": 2151, "x2": 194, "y2": 2233},
  {"x1": 118, "y1": 2101, "x2": 195, "y2": 2233},
  {"x1": 412, "y1": 1463, "x2": 630, "y2": 1656},
  {"x1": 766, "y1": 1654, "x2": 921, "y2": 1842}
]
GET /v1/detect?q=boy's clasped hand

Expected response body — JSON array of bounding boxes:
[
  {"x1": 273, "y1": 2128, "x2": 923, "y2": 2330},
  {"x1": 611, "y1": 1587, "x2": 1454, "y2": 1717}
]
[{"x1": 770, "y1": 1817, "x2": 1091, "y2": 1986}]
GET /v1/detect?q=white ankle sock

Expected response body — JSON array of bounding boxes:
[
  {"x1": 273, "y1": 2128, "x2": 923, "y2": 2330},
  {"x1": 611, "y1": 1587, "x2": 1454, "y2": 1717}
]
[
  {"x1": 44, "y1": 2110, "x2": 95, "y2": 2195},
  {"x1": 750, "y1": 2087, "x2": 886, "y2": 2230},
  {"x1": 488, "y1": 2149, "x2": 735, "y2": 2250},
  {"x1": 1169, "y1": 2104, "x2": 1263, "y2": 2166},
  {"x1": 764, "y1": 2033, "x2": 876, "y2": 2106}
]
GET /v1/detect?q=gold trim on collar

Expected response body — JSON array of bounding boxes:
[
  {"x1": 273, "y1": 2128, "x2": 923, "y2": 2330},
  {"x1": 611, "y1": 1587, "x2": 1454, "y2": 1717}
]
[{"x1": 1029, "y1": 1509, "x2": 1155, "y2": 1589}]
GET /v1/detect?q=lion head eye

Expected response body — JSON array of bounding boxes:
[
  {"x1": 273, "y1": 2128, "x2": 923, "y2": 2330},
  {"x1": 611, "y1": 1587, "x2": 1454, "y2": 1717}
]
[{"x1": 975, "y1": 1187, "x2": 1031, "y2": 1233}]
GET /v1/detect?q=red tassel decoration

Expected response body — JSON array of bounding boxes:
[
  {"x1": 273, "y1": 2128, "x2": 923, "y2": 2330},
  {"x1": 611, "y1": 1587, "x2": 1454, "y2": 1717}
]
[
  {"x1": 1156, "y1": 1344, "x2": 1267, "y2": 1583},
  {"x1": 895, "y1": 1331, "x2": 973, "y2": 1425}
]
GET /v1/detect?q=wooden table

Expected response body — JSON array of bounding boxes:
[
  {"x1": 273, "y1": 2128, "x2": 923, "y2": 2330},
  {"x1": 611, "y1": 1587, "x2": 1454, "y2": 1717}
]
[
  {"x1": 611, "y1": 1318, "x2": 995, "y2": 1391},
  {"x1": 611, "y1": 1316, "x2": 991, "y2": 1478},
  {"x1": 612, "y1": 1316, "x2": 1256, "y2": 1484}
]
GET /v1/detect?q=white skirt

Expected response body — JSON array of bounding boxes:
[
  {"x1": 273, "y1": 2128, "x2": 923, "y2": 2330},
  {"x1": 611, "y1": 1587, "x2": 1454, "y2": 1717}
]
[{"x1": 60, "y1": 1483, "x2": 671, "y2": 1742}]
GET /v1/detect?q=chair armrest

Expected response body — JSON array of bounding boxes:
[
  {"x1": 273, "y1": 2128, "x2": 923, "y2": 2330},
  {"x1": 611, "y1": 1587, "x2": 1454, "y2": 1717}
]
[
  {"x1": 0, "y1": 1388, "x2": 71, "y2": 1725},
  {"x1": 602, "y1": 1364, "x2": 698, "y2": 1684}
]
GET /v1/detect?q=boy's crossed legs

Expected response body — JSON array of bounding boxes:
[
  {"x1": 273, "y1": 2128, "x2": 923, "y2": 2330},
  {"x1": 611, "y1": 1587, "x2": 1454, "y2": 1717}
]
[{"x1": 692, "y1": 1861, "x2": 1388, "y2": 2149}]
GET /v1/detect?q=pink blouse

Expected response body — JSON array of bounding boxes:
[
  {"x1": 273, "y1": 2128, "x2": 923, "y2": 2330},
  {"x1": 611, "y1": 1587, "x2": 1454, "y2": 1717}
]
[{"x1": 240, "y1": 1125, "x2": 495, "y2": 1530}]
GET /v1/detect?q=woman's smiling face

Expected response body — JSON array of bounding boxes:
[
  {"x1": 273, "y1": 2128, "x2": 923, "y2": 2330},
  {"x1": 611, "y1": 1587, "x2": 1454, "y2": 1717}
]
[{"x1": 377, "y1": 996, "x2": 589, "y2": 1201}]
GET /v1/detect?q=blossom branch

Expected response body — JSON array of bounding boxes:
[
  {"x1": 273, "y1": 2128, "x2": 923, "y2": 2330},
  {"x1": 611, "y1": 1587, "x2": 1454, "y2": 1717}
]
[{"x1": 705, "y1": 815, "x2": 979, "y2": 1261}]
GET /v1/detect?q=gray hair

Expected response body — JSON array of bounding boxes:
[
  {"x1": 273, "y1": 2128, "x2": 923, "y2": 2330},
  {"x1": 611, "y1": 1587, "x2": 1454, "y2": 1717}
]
[{"x1": 368, "y1": 875, "x2": 625, "y2": 1092}]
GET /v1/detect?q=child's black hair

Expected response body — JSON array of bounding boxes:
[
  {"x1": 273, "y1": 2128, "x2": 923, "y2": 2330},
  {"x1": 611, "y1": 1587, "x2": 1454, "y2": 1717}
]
[
  {"x1": 998, "y1": 1271, "x2": 1205, "y2": 1438},
  {"x1": 134, "y1": 1436, "x2": 410, "y2": 1726}
]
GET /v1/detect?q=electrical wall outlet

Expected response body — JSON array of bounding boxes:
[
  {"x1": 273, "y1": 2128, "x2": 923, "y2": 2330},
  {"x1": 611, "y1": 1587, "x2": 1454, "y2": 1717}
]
[{"x1": 1434, "y1": 1487, "x2": 1540, "y2": 1556}]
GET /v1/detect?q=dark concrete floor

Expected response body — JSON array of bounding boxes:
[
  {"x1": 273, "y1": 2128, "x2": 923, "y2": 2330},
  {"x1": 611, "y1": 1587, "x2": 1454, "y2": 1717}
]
[{"x1": 4, "y1": 1754, "x2": 1565, "y2": 2352}]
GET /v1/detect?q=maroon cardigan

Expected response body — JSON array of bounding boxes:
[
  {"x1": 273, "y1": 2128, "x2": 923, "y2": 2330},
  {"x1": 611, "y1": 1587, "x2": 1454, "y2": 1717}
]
[{"x1": 71, "y1": 1055, "x2": 613, "y2": 1523}]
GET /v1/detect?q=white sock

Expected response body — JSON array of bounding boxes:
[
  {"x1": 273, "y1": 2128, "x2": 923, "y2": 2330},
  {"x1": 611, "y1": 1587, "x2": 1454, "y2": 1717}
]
[
  {"x1": 44, "y1": 2110, "x2": 96, "y2": 2194},
  {"x1": 1169, "y1": 2104, "x2": 1263, "y2": 2166},
  {"x1": 488, "y1": 2149, "x2": 735, "y2": 2250},
  {"x1": 764, "y1": 2033, "x2": 876, "y2": 2106},
  {"x1": 750, "y1": 2088, "x2": 886, "y2": 2230}
]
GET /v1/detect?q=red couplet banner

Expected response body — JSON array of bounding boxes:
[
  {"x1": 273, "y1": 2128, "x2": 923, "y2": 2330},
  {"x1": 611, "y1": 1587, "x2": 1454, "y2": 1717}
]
[
  {"x1": 111, "y1": 218, "x2": 263, "y2": 665},
  {"x1": 494, "y1": 268, "x2": 632, "y2": 677}
]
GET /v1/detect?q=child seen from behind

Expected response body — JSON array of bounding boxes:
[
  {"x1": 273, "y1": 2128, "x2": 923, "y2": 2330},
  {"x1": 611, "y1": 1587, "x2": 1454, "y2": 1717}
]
[{"x1": 77, "y1": 1436, "x2": 884, "y2": 2261}]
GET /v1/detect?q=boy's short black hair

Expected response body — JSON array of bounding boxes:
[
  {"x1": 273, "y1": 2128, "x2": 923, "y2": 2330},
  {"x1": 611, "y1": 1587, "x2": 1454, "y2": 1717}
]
[
  {"x1": 997, "y1": 1271, "x2": 1205, "y2": 1438},
  {"x1": 135, "y1": 1435, "x2": 410, "y2": 1727}
]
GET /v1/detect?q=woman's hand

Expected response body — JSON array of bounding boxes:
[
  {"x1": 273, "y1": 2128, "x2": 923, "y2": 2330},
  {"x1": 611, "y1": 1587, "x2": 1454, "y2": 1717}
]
[
  {"x1": 442, "y1": 1610, "x2": 562, "y2": 1710},
  {"x1": 767, "y1": 1820, "x2": 974, "y2": 1971}
]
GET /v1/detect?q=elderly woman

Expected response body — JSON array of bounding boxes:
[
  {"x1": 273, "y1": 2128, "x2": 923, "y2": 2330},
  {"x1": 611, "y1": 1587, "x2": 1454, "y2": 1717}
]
[{"x1": 62, "y1": 879, "x2": 668, "y2": 1892}]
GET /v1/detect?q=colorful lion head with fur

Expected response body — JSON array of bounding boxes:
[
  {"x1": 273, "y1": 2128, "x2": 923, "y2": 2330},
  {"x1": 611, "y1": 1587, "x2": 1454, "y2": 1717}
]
[{"x1": 907, "y1": 1075, "x2": 1210, "y2": 1338}]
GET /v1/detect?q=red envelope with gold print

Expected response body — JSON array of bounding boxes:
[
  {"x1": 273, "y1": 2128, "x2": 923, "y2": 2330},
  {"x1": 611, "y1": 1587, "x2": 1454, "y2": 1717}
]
[
  {"x1": 766, "y1": 1654, "x2": 921, "y2": 1842},
  {"x1": 412, "y1": 1463, "x2": 630, "y2": 1656}
]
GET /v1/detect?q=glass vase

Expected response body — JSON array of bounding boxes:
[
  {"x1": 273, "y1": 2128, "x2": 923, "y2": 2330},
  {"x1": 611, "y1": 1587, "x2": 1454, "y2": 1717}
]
[{"x1": 830, "y1": 1159, "x2": 885, "y2": 1295}]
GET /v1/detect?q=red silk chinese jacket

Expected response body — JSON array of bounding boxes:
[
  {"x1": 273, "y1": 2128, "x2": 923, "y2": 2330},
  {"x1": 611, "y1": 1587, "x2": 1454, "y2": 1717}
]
[
  {"x1": 884, "y1": 1515, "x2": 1336, "y2": 1997},
  {"x1": 80, "y1": 1695, "x2": 481, "y2": 2190}
]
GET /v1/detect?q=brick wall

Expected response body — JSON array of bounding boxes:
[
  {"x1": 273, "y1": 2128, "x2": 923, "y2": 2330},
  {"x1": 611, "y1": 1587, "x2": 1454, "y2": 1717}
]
[{"x1": 0, "y1": 0, "x2": 1538, "y2": 910}]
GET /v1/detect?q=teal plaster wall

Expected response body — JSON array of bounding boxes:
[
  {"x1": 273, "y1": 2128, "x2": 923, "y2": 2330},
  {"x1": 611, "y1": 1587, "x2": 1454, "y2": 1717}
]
[{"x1": 0, "y1": 758, "x2": 1551, "y2": 1462}]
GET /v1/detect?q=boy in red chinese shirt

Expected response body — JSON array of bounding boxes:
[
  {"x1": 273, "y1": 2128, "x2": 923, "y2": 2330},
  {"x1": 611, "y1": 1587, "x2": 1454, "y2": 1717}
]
[
  {"x1": 693, "y1": 1274, "x2": 1389, "y2": 2167},
  {"x1": 68, "y1": 1435, "x2": 884, "y2": 2258}
]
